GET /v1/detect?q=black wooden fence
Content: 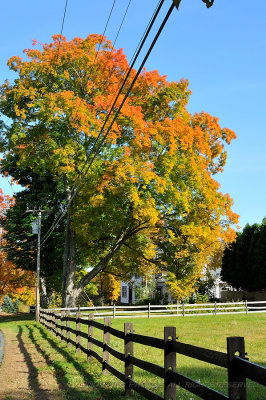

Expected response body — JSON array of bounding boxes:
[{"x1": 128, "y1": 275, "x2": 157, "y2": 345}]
[{"x1": 39, "y1": 308, "x2": 266, "y2": 400}]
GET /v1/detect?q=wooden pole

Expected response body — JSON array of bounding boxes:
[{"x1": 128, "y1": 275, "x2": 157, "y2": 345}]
[
  {"x1": 66, "y1": 310, "x2": 70, "y2": 346},
  {"x1": 124, "y1": 322, "x2": 134, "y2": 397},
  {"x1": 87, "y1": 313, "x2": 94, "y2": 361},
  {"x1": 52, "y1": 311, "x2": 56, "y2": 336},
  {"x1": 103, "y1": 316, "x2": 111, "y2": 375},
  {"x1": 227, "y1": 336, "x2": 247, "y2": 400},
  {"x1": 76, "y1": 307, "x2": 81, "y2": 354},
  {"x1": 60, "y1": 310, "x2": 64, "y2": 342},
  {"x1": 164, "y1": 327, "x2": 176, "y2": 400}
]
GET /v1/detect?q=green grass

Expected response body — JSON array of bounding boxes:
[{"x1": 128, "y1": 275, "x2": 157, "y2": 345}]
[
  {"x1": 86, "y1": 313, "x2": 266, "y2": 399},
  {"x1": 1, "y1": 313, "x2": 266, "y2": 399}
]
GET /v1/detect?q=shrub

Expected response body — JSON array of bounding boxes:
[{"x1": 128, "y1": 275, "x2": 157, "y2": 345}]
[{"x1": 2, "y1": 295, "x2": 20, "y2": 313}]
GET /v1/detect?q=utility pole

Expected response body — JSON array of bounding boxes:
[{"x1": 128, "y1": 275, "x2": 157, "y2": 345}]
[{"x1": 27, "y1": 208, "x2": 50, "y2": 322}]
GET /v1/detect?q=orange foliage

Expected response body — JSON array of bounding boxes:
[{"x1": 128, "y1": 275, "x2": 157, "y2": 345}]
[{"x1": 0, "y1": 189, "x2": 35, "y2": 304}]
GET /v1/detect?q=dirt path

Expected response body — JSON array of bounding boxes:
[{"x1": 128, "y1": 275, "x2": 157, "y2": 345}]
[
  {"x1": 0, "y1": 315, "x2": 121, "y2": 400},
  {"x1": 0, "y1": 317, "x2": 64, "y2": 400}
]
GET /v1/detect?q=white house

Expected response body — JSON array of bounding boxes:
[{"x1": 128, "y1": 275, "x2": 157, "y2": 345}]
[{"x1": 120, "y1": 269, "x2": 224, "y2": 304}]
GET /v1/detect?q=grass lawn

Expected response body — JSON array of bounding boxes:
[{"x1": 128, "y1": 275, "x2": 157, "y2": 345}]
[{"x1": 0, "y1": 313, "x2": 265, "y2": 399}]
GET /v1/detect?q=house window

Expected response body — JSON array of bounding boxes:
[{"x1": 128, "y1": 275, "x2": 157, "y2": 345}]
[{"x1": 122, "y1": 286, "x2": 127, "y2": 298}]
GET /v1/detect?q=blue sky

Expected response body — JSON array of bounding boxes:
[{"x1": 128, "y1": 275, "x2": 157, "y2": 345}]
[{"x1": 0, "y1": 0, "x2": 265, "y2": 229}]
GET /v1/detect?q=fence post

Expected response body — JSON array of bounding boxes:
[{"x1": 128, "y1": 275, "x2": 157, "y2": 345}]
[
  {"x1": 227, "y1": 336, "x2": 247, "y2": 400},
  {"x1": 164, "y1": 327, "x2": 176, "y2": 400},
  {"x1": 47, "y1": 311, "x2": 50, "y2": 330},
  {"x1": 124, "y1": 322, "x2": 134, "y2": 397},
  {"x1": 103, "y1": 316, "x2": 111, "y2": 375},
  {"x1": 55, "y1": 312, "x2": 59, "y2": 339},
  {"x1": 51, "y1": 311, "x2": 56, "y2": 336},
  {"x1": 182, "y1": 302, "x2": 185, "y2": 317},
  {"x1": 66, "y1": 310, "x2": 70, "y2": 346},
  {"x1": 76, "y1": 307, "x2": 81, "y2": 354},
  {"x1": 49, "y1": 311, "x2": 52, "y2": 330},
  {"x1": 148, "y1": 303, "x2": 151, "y2": 318},
  {"x1": 113, "y1": 304, "x2": 116, "y2": 319},
  {"x1": 60, "y1": 310, "x2": 64, "y2": 342},
  {"x1": 214, "y1": 301, "x2": 217, "y2": 315},
  {"x1": 63, "y1": 311, "x2": 67, "y2": 342},
  {"x1": 87, "y1": 313, "x2": 94, "y2": 361},
  {"x1": 245, "y1": 300, "x2": 248, "y2": 315}
]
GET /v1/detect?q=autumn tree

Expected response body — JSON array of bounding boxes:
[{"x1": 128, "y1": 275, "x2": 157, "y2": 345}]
[
  {"x1": 0, "y1": 255, "x2": 35, "y2": 305},
  {"x1": 0, "y1": 188, "x2": 35, "y2": 304},
  {"x1": 0, "y1": 35, "x2": 238, "y2": 306},
  {"x1": 0, "y1": 170, "x2": 65, "y2": 306}
]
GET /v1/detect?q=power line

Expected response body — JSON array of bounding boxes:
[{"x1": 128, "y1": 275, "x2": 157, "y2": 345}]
[
  {"x1": 113, "y1": 0, "x2": 132, "y2": 48},
  {"x1": 41, "y1": 0, "x2": 176, "y2": 246},
  {"x1": 55, "y1": 0, "x2": 69, "y2": 65},
  {"x1": 41, "y1": 0, "x2": 165, "y2": 246},
  {"x1": 35, "y1": 0, "x2": 118, "y2": 244},
  {"x1": 91, "y1": 0, "x2": 117, "y2": 67},
  {"x1": 68, "y1": 0, "x2": 164, "y2": 200},
  {"x1": 73, "y1": 2, "x2": 176, "y2": 195}
]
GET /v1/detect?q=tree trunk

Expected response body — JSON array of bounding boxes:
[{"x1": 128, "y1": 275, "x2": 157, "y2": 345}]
[
  {"x1": 62, "y1": 179, "x2": 77, "y2": 308},
  {"x1": 62, "y1": 210, "x2": 77, "y2": 307},
  {"x1": 73, "y1": 229, "x2": 127, "y2": 299},
  {"x1": 40, "y1": 277, "x2": 50, "y2": 308}
]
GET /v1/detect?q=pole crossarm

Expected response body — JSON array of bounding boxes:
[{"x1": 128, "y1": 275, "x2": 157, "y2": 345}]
[
  {"x1": 172, "y1": 0, "x2": 181, "y2": 9},
  {"x1": 172, "y1": 0, "x2": 215, "y2": 9},
  {"x1": 202, "y1": 0, "x2": 215, "y2": 8}
]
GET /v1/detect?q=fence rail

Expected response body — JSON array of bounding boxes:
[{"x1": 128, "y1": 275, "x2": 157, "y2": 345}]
[
  {"x1": 46, "y1": 300, "x2": 266, "y2": 319},
  {"x1": 39, "y1": 308, "x2": 266, "y2": 400}
]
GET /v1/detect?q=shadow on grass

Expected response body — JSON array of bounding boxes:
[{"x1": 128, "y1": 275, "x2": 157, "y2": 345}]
[
  {"x1": 17, "y1": 325, "x2": 52, "y2": 400},
  {"x1": 26, "y1": 325, "x2": 67, "y2": 395},
  {"x1": 31, "y1": 323, "x2": 124, "y2": 400},
  {"x1": 0, "y1": 312, "x2": 34, "y2": 324}
]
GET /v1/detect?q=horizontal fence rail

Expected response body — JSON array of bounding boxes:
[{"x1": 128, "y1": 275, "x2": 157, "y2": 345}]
[
  {"x1": 46, "y1": 300, "x2": 266, "y2": 319},
  {"x1": 39, "y1": 308, "x2": 266, "y2": 400}
]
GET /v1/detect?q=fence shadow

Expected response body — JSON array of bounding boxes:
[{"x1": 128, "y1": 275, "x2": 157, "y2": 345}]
[
  {"x1": 17, "y1": 325, "x2": 53, "y2": 400},
  {"x1": 35, "y1": 323, "x2": 124, "y2": 400}
]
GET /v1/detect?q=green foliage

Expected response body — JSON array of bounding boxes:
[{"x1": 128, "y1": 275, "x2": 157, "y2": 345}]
[
  {"x1": 2, "y1": 295, "x2": 20, "y2": 313},
  {"x1": 135, "y1": 278, "x2": 168, "y2": 305},
  {"x1": 135, "y1": 278, "x2": 156, "y2": 303},
  {"x1": 196, "y1": 270, "x2": 216, "y2": 298},
  {"x1": 222, "y1": 218, "x2": 266, "y2": 291},
  {"x1": 18, "y1": 303, "x2": 30, "y2": 313},
  {"x1": 192, "y1": 293, "x2": 210, "y2": 303},
  {"x1": 48, "y1": 292, "x2": 62, "y2": 309},
  {"x1": 0, "y1": 171, "x2": 65, "y2": 296}
]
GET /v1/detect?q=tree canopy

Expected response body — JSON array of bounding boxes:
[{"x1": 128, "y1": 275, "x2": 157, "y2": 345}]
[
  {"x1": 0, "y1": 171, "x2": 65, "y2": 305},
  {"x1": 221, "y1": 219, "x2": 266, "y2": 291},
  {"x1": 0, "y1": 188, "x2": 35, "y2": 304},
  {"x1": 0, "y1": 34, "x2": 238, "y2": 305}
]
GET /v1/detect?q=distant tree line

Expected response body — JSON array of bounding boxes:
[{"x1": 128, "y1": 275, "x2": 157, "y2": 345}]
[{"x1": 221, "y1": 218, "x2": 266, "y2": 291}]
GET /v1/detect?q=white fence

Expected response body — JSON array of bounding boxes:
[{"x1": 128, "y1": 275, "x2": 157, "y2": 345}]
[{"x1": 46, "y1": 300, "x2": 266, "y2": 319}]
